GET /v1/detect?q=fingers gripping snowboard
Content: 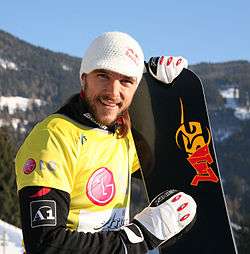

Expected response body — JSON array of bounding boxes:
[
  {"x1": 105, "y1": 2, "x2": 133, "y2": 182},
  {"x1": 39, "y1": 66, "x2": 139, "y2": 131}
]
[{"x1": 130, "y1": 68, "x2": 238, "y2": 253}]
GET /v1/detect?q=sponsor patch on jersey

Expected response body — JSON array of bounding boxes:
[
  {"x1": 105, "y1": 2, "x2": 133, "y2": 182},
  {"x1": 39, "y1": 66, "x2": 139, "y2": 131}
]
[
  {"x1": 47, "y1": 160, "x2": 57, "y2": 171},
  {"x1": 94, "y1": 208, "x2": 126, "y2": 231},
  {"x1": 39, "y1": 160, "x2": 57, "y2": 171},
  {"x1": 86, "y1": 167, "x2": 116, "y2": 206},
  {"x1": 30, "y1": 200, "x2": 57, "y2": 228},
  {"x1": 23, "y1": 158, "x2": 36, "y2": 174},
  {"x1": 80, "y1": 134, "x2": 87, "y2": 145}
]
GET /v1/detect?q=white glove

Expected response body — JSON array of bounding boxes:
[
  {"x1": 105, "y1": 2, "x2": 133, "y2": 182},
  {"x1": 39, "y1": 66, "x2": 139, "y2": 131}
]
[
  {"x1": 147, "y1": 56, "x2": 188, "y2": 84},
  {"x1": 121, "y1": 190, "x2": 196, "y2": 250}
]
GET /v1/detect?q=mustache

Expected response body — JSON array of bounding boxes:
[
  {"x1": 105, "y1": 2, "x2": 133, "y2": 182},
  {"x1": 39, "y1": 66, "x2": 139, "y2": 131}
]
[{"x1": 99, "y1": 95, "x2": 122, "y2": 104}]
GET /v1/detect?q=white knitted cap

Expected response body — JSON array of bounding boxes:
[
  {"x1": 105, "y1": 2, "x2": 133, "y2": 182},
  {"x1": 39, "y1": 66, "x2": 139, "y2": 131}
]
[{"x1": 80, "y1": 32, "x2": 144, "y2": 84}]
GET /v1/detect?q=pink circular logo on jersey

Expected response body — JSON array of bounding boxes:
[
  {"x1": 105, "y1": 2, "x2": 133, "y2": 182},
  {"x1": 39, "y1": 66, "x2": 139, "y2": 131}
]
[
  {"x1": 23, "y1": 158, "x2": 36, "y2": 174},
  {"x1": 86, "y1": 167, "x2": 116, "y2": 206}
]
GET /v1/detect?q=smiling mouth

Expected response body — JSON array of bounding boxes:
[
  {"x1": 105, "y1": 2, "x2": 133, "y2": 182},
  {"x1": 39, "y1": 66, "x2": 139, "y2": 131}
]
[{"x1": 99, "y1": 98, "x2": 120, "y2": 108}]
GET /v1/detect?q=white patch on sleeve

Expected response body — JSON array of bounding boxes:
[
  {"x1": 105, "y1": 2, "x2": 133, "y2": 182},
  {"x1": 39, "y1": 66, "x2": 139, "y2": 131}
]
[{"x1": 30, "y1": 200, "x2": 57, "y2": 228}]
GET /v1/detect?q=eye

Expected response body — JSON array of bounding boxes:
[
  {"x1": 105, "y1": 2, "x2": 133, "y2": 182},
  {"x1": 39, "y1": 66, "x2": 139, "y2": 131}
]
[
  {"x1": 97, "y1": 73, "x2": 109, "y2": 80},
  {"x1": 120, "y1": 79, "x2": 136, "y2": 87}
]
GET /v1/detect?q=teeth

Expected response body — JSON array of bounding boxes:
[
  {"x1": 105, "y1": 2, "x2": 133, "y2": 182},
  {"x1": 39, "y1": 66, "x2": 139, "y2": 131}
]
[{"x1": 100, "y1": 98, "x2": 118, "y2": 107}]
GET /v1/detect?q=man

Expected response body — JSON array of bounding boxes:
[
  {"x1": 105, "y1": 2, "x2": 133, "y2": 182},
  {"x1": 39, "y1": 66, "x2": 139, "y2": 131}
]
[{"x1": 15, "y1": 32, "x2": 196, "y2": 253}]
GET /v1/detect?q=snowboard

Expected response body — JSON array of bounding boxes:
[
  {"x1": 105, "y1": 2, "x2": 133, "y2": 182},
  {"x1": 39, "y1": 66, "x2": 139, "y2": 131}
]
[{"x1": 129, "y1": 68, "x2": 238, "y2": 253}]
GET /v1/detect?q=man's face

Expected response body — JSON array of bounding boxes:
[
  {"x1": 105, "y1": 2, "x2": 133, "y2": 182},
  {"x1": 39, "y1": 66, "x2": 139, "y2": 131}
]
[{"x1": 82, "y1": 69, "x2": 138, "y2": 126}]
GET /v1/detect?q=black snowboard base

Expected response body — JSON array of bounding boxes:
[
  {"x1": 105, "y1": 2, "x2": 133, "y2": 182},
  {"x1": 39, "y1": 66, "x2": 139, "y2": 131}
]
[{"x1": 130, "y1": 69, "x2": 238, "y2": 254}]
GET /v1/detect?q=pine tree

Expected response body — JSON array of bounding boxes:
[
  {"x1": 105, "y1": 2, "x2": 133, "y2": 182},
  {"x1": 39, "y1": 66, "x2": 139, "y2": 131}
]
[{"x1": 0, "y1": 126, "x2": 21, "y2": 227}]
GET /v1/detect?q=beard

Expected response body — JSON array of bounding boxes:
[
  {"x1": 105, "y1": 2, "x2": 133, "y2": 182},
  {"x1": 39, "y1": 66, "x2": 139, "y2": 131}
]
[{"x1": 83, "y1": 86, "x2": 127, "y2": 127}]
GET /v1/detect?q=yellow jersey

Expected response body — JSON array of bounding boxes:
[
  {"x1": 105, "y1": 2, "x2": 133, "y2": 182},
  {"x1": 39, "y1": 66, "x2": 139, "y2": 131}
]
[{"x1": 16, "y1": 112, "x2": 140, "y2": 233}]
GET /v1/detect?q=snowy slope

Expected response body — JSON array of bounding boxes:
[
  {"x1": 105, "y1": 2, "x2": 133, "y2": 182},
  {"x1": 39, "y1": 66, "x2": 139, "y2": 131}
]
[
  {"x1": 0, "y1": 220, "x2": 23, "y2": 254},
  {"x1": 0, "y1": 118, "x2": 28, "y2": 132},
  {"x1": 0, "y1": 96, "x2": 46, "y2": 131},
  {"x1": 219, "y1": 88, "x2": 239, "y2": 99},
  {"x1": 234, "y1": 107, "x2": 250, "y2": 120},
  {"x1": 0, "y1": 96, "x2": 46, "y2": 114},
  {"x1": 219, "y1": 88, "x2": 250, "y2": 120},
  {"x1": 0, "y1": 58, "x2": 18, "y2": 71}
]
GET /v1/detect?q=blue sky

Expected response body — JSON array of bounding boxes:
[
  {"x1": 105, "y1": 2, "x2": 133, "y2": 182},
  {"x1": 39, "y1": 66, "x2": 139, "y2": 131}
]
[{"x1": 0, "y1": 0, "x2": 249, "y2": 64}]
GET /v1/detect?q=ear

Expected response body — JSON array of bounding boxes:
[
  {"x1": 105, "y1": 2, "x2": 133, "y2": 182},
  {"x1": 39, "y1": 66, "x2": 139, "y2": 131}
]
[
  {"x1": 80, "y1": 73, "x2": 86, "y2": 89},
  {"x1": 80, "y1": 73, "x2": 86, "y2": 82}
]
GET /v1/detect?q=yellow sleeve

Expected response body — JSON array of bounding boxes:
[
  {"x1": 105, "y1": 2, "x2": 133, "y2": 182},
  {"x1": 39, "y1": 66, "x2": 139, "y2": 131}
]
[{"x1": 15, "y1": 120, "x2": 79, "y2": 194}]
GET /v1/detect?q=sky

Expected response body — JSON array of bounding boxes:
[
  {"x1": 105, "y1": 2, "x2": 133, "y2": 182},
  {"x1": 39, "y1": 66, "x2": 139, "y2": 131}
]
[{"x1": 0, "y1": 0, "x2": 249, "y2": 64}]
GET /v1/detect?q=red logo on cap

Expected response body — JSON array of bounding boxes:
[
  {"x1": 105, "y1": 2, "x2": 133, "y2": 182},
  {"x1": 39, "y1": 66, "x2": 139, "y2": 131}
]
[
  {"x1": 23, "y1": 158, "x2": 36, "y2": 174},
  {"x1": 125, "y1": 48, "x2": 139, "y2": 66},
  {"x1": 86, "y1": 167, "x2": 116, "y2": 206}
]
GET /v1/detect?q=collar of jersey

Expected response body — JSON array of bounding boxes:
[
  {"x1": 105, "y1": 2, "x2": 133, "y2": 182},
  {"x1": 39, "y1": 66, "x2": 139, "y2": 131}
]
[{"x1": 55, "y1": 93, "x2": 119, "y2": 133}]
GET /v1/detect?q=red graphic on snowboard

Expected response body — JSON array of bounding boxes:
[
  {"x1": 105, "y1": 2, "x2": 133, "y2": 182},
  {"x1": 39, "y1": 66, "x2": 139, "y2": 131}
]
[
  {"x1": 86, "y1": 167, "x2": 116, "y2": 206},
  {"x1": 175, "y1": 98, "x2": 219, "y2": 186}
]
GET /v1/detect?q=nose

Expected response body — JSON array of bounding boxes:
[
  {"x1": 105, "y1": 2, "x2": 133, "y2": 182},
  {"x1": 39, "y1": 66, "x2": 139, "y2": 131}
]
[{"x1": 106, "y1": 79, "x2": 120, "y2": 98}]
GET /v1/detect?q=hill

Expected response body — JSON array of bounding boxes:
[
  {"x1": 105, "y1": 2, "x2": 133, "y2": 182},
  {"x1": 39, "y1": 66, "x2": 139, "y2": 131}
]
[{"x1": 0, "y1": 29, "x2": 80, "y2": 106}]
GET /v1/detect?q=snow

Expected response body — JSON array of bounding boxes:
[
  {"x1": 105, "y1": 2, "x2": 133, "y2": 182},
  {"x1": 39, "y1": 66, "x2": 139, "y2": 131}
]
[
  {"x1": 219, "y1": 88, "x2": 239, "y2": 109},
  {"x1": 231, "y1": 222, "x2": 242, "y2": 231},
  {"x1": 0, "y1": 58, "x2": 18, "y2": 71},
  {"x1": 0, "y1": 96, "x2": 46, "y2": 114},
  {"x1": 220, "y1": 88, "x2": 239, "y2": 99},
  {"x1": 219, "y1": 88, "x2": 250, "y2": 120},
  {"x1": 61, "y1": 64, "x2": 71, "y2": 71},
  {"x1": 0, "y1": 118, "x2": 28, "y2": 132},
  {"x1": 213, "y1": 128, "x2": 235, "y2": 142},
  {"x1": 0, "y1": 96, "x2": 46, "y2": 132},
  {"x1": 234, "y1": 107, "x2": 250, "y2": 120},
  {"x1": 0, "y1": 220, "x2": 23, "y2": 254}
]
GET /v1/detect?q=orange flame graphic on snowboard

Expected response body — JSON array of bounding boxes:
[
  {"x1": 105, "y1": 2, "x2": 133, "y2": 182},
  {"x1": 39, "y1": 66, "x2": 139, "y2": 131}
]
[{"x1": 175, "y1": 98, "x2": 219, "y2": 186}]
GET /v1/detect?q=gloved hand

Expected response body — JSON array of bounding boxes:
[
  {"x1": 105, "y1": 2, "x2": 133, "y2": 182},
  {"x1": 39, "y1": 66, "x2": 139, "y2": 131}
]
[
  {"x1": 121, "y1": 190, "x2": 196, "y2": 250},
  {"x1": 147, "y1": 56, "x2": 188, "y2": 84}
]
